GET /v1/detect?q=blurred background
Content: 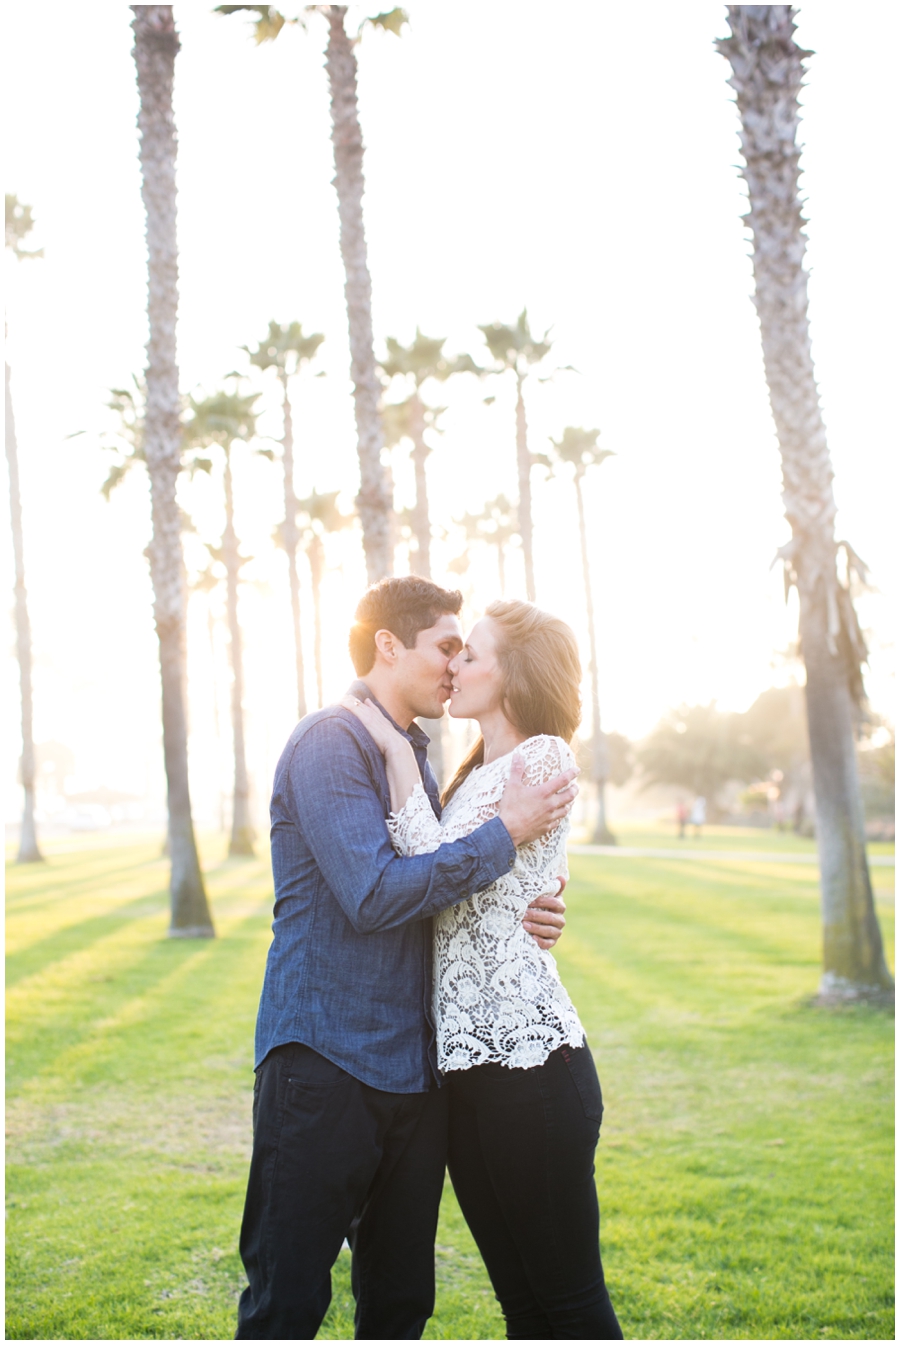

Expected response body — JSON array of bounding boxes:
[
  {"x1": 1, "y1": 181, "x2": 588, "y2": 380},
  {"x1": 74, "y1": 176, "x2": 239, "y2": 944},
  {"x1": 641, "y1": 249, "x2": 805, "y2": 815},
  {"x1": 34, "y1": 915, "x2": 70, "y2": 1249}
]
[{"x1": 4, "y1": 0, "x2": 895, "y2": 847}]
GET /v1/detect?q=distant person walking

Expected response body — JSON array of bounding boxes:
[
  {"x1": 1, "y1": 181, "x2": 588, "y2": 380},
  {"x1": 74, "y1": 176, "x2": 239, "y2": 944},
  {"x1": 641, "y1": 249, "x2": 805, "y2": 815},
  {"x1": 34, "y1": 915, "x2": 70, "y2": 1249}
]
[
  {"x1": 689, "y1": 796, "x2": 706, "y2": 838},
  {"x1": 676, "y1": 801, "x2": 688, "y2": 839}
]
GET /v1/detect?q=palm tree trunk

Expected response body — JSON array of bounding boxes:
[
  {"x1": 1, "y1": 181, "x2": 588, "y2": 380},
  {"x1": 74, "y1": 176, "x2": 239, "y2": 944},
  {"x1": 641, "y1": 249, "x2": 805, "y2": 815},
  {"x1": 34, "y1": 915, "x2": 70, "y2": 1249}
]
[
  {"x1": 324, "y1": 4, "x2": 392, "y2": 582},
  {"x1": 5, "y1": 361, "x2": 42, "y2": 862},
  {"x1": 280, "y1": 371, "x2": 307, "y2": 720},
  {"x1": 131, "y1": 5, "x2": 213, "y2": 935},
  {"x1": 719, "y1": 5, "x2": 890, "y2": 997},
  {"x1": 515, "y1": 372, "x2": 536, "y2": 601},
  {"x1": 496, "y1": 542, "x2": 506, "y2": 597},
  {"x1": 206, "y1": 600, "x2": 226, "y2": 833},
  {"x1": 223, "y1": 454, "x2": 254, "y2": 856},
  {"x1": 407, "y1": 394, "x2": 445, "y2": 779},
  {"x1": 575, "y1": 472, "x2": 614, "y2": 844},
  {"x1": 408, "y1": 392, "x2": 432, "y2": 579},
  {"x1": 307, "y1": 533, "x2": 325, "y2": 708}
]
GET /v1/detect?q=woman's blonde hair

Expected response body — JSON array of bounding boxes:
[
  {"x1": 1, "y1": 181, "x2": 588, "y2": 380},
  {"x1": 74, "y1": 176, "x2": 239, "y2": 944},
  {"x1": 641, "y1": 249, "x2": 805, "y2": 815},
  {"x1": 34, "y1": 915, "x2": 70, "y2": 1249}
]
[{"x1": 442, "y1": 600, "x2": 582, "y2": 805}]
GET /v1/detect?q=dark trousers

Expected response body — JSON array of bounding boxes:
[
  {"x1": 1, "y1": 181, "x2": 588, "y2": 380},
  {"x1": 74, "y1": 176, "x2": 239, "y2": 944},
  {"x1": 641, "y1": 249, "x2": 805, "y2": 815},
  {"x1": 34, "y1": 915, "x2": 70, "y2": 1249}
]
[
  {"x1": 236, "y1": 1042, "x2": 448, "y2": 1340},
  {"x1": 447, "y1": 1042, "x2": 623, "y2": 1340}
]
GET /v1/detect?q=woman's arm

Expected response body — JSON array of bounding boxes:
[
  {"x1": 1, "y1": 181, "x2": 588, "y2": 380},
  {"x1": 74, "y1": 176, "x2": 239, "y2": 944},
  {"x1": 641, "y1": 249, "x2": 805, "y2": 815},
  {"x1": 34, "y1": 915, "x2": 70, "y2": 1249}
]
[
  {"x1": 340, "y1": 696, "x2": 421, "y2": 814},
  {"x1": 382, "y1": 737, "x2": 421, "y2": 814}
]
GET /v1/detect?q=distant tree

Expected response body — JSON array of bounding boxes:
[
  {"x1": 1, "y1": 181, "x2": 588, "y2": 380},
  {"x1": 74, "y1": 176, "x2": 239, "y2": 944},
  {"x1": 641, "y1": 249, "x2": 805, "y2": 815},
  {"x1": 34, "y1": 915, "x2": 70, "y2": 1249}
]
[
  {"x1": 457, "y1": 494, "x2": 519, "y2": 597},
  {"x1": 477, "y1": 310, "x2": 565, "y2": 601},
  {"x1": 184, "y1": 388, "x2": 262, "y2": 857},
  {"x1": 718, "y1": 7, "x2": 891, "y2": 998},
  {"x1": 378, "y1": 328, "x2": 477, "y2": 578},
  {"x1": 741, "y1": 684, "x2": 809, "y2": 776},
  {"x1": 5, "y1": 194, "x2": 43, "y2": 862},
  {"x1": 217, "y1": 3, "x2": 408, "y2": 581},
  {"x1": 856, "y1": 732, "x2": 895, "y2": 828},
  {"x1": 576, "y1": 731, "x2": 632, "y2": 791},
  {"x1": 130, "y1": 6, "x2": 214, "y2": 935},
  {"x1": 549, "y1": 426, "x2": 616, "y2": 843},
  {"x1": 244, "y1": 320, "x2": 325, "y2": 720},
  {"x1": 295, "y1": 489, "x2": 354, "y2": 707},
  {"x1": 637, "y1": 703, "x2": 766, "y2": 814},
  {"x1": 739, "y1": 683, "x2": 813, "y2": 829}
]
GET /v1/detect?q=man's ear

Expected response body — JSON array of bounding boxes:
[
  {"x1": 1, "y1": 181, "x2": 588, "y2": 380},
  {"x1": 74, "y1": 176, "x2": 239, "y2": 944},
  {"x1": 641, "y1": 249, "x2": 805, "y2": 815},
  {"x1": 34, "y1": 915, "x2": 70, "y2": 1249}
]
[{"x1": 373, "y1": 628, "x2": 398, "y2": 664}]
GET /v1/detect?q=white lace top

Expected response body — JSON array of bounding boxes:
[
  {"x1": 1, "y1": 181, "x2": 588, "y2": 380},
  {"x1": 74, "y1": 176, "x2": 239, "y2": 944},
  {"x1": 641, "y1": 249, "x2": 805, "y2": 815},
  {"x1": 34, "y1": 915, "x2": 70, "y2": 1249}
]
[{"x1": 386, "y1": 734, "x2": 585, "y2": 1072}]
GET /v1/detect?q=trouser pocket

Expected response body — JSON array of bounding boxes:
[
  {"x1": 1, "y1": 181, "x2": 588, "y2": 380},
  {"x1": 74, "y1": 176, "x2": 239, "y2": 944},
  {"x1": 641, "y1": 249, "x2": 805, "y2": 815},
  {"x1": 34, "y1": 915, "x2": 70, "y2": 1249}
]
[{"x1": 560, "y1": 1042, "x2": 604, "y2": 1124}]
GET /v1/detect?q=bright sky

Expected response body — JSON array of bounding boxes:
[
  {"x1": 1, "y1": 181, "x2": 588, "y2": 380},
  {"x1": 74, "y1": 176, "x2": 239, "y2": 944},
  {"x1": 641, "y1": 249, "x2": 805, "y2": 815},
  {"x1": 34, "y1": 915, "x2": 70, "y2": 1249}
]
[{"x1": 3, "y1": 1, "x2": 897, "y2": 824}]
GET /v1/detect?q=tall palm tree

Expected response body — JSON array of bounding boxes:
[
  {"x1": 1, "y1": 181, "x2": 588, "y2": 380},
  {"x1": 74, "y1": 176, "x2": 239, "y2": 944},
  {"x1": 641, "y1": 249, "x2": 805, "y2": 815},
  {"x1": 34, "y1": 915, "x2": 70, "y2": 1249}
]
[
  {"x1": 550, "y1": 427, "x2": 616, "y2": 844},
  {"x1": 217, "y1": 4, "x2": 408, "y2": 582},
  {"x1": 296, "y1": 488, "x2": 354, "y2": 708},
  {"x1": 379, "y1": 328, "x2": 477, "y2": 578},
  {"x1": 718, "y1": 6, "x2": 891, "y2": 998},
  {"x1": 478, "y1": 310, "x2": 562, "y2": 601},
  {"x1": 191, "y1": 563, "x2": 228, "y2": 834},
  {"x1": 457, "y1": 494, "x2": 519, "y2": 597},
  {"x1": 131, "y1": 6, "x2": 213, "y2": 936},
  {"x1": 185, "y1": 388, "x2": 261, "y2": 857},
  {"x1": 244, "y1": 320, "x2": 325, "y2": 720},
  {"x1": 5, "y1": 195, "x2": 43, "y2": 862}
]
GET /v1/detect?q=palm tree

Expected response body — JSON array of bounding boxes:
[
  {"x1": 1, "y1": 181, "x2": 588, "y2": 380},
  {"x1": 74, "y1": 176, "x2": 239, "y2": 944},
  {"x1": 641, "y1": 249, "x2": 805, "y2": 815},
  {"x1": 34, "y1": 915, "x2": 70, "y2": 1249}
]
[
  {"x1": 457, "y1": 495, "x2": 519, "y2": 597},
  {"x1": 244, "y1": 320, "x2": 325, "y2": 720},
  {"x1": 296, "y1": 488, "x2": 354, "y2": 708},
  {"x1": 718, "y1": 6, "x2": 891, "y2": 999},
  {"x1": 190, "y1": 563, "x2": 228, "y2": 834},
  {"x1": 185, "y1": 388, "x2": 261, "y2": 857},
  {"x1": 216, "y1": 4, "x2": 408, "y2": 582},
  {"x1": 549, "y1": 427, "x2": 616, "y2": 843},
  {"x1": 478, "y1": 310, "x2": 563, "y2": 601},
  {"x1": 131, "y1": 6, "x2": 213, "y2": 936},
  {"x1": 5, "y1": 195, "x2": 43, "y2": 862},
  {"x1": 379, "y1": 329, "x2": 477, "y2": 578}
]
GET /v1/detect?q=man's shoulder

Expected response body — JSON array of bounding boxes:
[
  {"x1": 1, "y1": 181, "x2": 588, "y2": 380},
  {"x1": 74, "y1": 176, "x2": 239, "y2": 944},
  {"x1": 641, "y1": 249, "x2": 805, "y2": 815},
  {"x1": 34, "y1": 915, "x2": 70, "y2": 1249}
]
[{"x1": 276, "y1": 704, "x2": 374, "y2": 775}]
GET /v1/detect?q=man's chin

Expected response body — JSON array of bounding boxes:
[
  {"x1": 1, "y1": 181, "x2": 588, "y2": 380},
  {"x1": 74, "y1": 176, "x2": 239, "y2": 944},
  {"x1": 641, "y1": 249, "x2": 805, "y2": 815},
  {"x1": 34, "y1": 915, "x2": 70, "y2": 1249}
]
[{"x1": 416, "y1": 702, "x2": 447, "y2": 722}]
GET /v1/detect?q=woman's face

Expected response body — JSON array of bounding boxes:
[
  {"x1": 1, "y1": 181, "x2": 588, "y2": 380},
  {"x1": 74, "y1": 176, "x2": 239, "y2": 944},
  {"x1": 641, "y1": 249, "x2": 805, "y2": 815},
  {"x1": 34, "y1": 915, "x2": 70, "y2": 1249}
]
[{"x1": 446, "y1": 617, "x2": 505, "y2": 720}]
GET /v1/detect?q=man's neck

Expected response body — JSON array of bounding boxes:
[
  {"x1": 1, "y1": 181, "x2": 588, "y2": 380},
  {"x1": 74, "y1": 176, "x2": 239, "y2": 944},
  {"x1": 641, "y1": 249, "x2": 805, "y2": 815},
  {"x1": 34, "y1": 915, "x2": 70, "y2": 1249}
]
[{"x1": 355, "y1": 674, "x2": 414, "y2": 731}]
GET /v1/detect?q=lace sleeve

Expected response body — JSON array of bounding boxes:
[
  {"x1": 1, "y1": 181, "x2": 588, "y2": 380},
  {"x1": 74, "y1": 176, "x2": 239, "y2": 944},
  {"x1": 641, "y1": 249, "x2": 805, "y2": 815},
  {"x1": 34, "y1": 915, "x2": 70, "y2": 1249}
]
[
  {"x1": 385, "y1": 781, "x2": 444, "y2": 856},
  {"x1": 519, "y1": 735, "x2": 576, "y2": 789},
  {"x1": 519, "y1": 735, "x2": 576, "y2": 870}
]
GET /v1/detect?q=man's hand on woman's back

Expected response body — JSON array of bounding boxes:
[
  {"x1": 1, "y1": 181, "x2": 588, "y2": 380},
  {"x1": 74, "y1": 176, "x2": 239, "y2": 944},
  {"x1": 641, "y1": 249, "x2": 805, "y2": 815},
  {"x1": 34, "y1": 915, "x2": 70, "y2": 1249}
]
[{"x1": 498, "y1": 752, "x2": 579, "y2": 849}]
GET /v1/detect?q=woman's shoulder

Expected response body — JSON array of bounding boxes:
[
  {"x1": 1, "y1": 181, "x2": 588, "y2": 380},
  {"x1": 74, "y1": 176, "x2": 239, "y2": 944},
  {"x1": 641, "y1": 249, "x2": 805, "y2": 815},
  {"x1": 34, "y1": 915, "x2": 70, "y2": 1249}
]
[{"x1": 518, "y1": 734, "x2": 576, "y2": 780}]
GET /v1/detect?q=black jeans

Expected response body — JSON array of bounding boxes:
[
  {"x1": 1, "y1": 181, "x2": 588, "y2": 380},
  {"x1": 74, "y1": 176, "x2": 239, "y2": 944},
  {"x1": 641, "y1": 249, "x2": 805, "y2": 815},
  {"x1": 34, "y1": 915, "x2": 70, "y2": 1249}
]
[
  {"x1": 236, "y1": 1042, "x2": 448, "y2": 1340},
  {"x1": 447, "y1": 1042, "x2": 622, "y2": 1340}
]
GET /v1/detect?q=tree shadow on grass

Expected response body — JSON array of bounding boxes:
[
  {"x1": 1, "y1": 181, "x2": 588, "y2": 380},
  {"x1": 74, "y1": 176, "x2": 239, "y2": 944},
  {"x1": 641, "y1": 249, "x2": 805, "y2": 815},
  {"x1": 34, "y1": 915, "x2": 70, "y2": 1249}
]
[
  {"x1": 6, "y1": 887, "x2": 170, "y2": 989},
  {"x1": 8, "y1": 906, "x2": 268, "y2": 1097}
]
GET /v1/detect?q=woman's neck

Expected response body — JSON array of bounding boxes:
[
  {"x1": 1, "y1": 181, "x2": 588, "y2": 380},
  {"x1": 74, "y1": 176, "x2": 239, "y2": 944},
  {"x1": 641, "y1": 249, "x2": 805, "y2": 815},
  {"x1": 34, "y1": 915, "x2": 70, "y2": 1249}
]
[{"x1": 478, "y1": 709, "x2": 526, "y2": 765}]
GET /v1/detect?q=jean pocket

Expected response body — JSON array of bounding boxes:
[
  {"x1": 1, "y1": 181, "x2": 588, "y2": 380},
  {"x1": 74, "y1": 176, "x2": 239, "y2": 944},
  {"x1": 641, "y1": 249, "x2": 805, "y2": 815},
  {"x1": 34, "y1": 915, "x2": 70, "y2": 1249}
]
[
  {"x1": 562, "y1": 1044, "x2": 604, "y2": 1125},
  {"x1": 284, "y1": 1044, "x2": 347, "y2": 1090}
]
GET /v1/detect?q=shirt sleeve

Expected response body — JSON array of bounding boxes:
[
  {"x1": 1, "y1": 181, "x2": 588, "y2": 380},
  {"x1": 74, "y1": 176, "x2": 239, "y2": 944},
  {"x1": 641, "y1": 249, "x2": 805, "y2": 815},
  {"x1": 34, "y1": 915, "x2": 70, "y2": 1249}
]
[{"x1": 288, "y1": 716, "x2": 516, "y2": 934}]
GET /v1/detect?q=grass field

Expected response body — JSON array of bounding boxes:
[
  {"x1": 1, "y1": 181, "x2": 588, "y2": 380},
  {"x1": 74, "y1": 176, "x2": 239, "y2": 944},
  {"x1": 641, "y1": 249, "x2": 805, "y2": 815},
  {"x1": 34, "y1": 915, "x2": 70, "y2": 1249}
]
[{"x1": 6, "y1": 830, "x2": 895, "y2": 1340}]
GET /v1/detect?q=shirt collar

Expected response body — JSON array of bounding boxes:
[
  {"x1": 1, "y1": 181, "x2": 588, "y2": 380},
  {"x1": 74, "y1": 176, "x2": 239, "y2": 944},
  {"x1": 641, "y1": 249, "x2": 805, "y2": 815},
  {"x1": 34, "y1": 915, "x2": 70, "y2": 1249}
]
[{"x1": 348, "y1": 680, "x2": 431, "y2": 750}]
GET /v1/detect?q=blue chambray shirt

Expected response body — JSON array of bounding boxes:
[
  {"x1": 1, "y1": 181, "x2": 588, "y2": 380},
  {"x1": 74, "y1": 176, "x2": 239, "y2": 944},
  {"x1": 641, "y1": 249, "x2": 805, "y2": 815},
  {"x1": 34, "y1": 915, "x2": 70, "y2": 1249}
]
[{"x1": 254, "y1": 680, "x2": 517, "y2": 1093}]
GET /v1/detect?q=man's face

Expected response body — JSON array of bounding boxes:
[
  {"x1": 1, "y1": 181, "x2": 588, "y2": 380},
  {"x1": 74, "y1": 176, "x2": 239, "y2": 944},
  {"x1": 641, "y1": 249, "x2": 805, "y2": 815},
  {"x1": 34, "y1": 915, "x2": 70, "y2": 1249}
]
[{"x1": 394, "y1": 614, "x2": 463, "y2": 721}]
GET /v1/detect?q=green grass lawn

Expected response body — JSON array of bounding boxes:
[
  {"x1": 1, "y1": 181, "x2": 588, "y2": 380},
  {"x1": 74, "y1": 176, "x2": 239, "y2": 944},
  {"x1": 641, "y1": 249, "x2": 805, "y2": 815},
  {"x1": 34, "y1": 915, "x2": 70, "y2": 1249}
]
[
  {"x1": 6, "y1": 832, "x2": 895, "y2": 1340},
  {"x1": 574, "y1": 817, "x2": 896, "y2": 859}
]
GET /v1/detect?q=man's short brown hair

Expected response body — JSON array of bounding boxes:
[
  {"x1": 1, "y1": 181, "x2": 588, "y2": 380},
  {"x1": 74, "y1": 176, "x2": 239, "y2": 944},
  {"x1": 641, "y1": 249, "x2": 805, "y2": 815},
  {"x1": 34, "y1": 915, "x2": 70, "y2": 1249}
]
[{"x1": 348, "y1": 576, "x2": 463, "y2": 675}]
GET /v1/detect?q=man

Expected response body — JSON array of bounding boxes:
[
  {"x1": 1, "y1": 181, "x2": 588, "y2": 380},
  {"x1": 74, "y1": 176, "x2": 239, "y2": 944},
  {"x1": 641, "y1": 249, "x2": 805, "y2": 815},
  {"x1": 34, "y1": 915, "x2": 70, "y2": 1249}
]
[{"x1": 237, "y1": 578, "x2": 578, "y2": 1340}]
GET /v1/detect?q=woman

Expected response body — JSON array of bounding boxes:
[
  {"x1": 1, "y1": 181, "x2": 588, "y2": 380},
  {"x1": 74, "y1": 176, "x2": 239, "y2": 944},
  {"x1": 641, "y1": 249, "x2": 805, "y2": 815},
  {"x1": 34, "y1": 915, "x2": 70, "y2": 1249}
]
[{"x1": 343, "y1": 599, "x2": 622, "y2": 1340}]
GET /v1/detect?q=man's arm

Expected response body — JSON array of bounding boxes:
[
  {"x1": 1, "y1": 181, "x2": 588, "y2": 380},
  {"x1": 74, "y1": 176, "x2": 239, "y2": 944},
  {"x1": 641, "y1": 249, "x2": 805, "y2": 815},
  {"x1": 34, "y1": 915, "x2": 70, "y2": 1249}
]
[{"x1": 290, "y1": 718, "x2": 516, "y2": 934}]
